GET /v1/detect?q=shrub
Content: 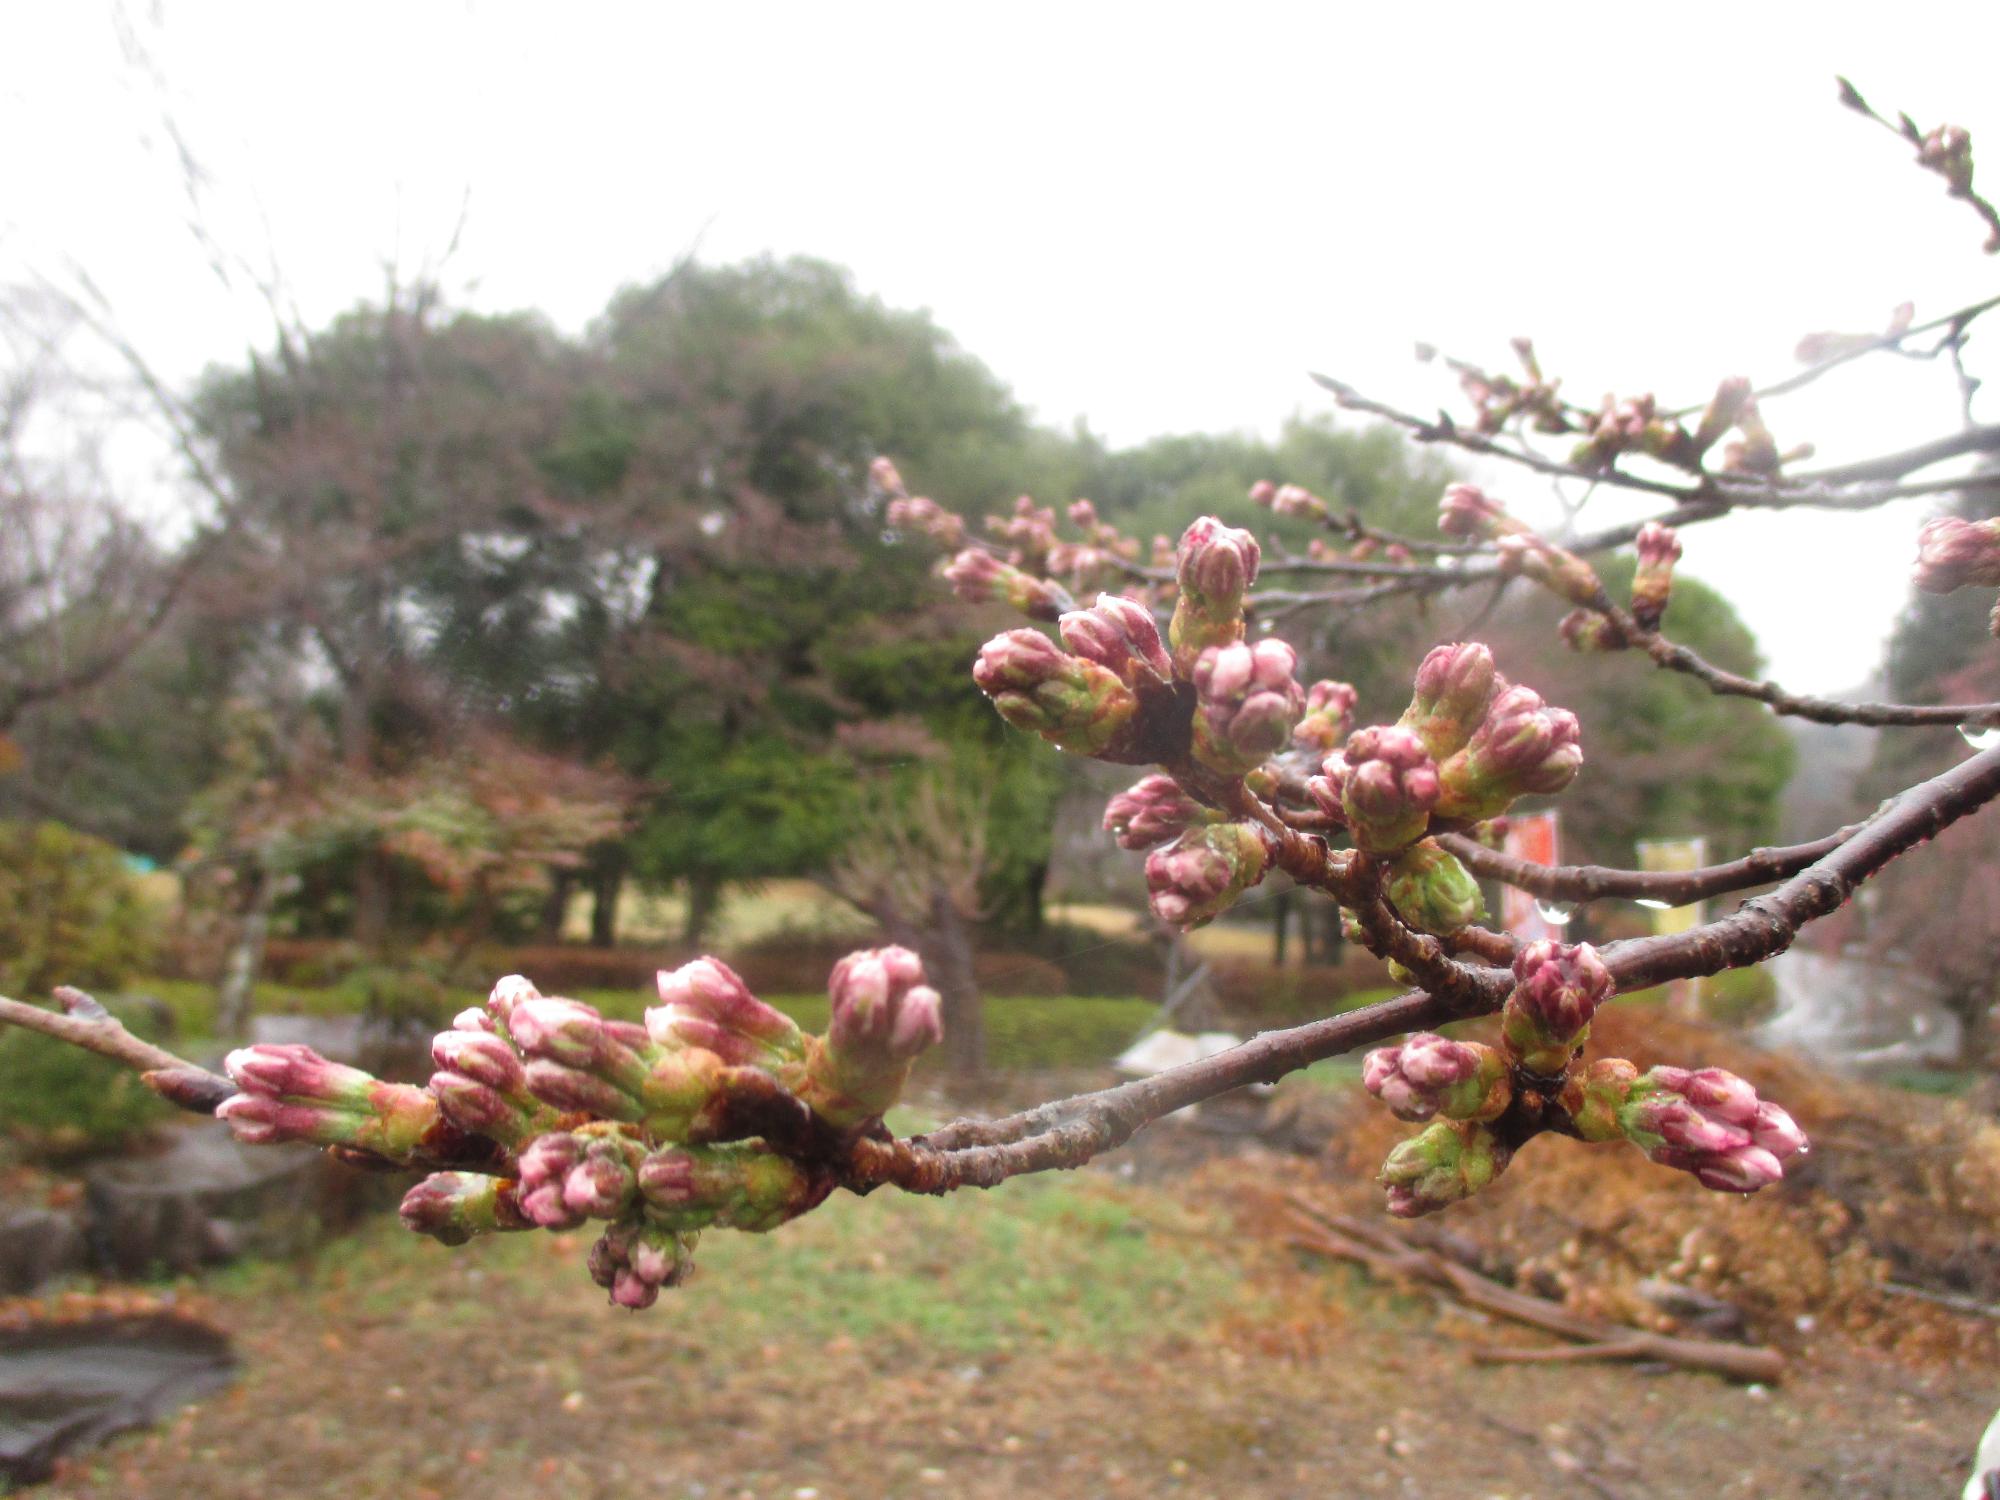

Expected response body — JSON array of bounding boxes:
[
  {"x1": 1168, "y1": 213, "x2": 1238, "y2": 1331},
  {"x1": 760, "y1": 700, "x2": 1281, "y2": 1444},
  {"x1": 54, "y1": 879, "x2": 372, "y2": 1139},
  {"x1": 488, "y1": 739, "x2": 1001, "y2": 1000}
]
[{"x1": 0, "y1": 820, "x2": 157, "y2": 998}]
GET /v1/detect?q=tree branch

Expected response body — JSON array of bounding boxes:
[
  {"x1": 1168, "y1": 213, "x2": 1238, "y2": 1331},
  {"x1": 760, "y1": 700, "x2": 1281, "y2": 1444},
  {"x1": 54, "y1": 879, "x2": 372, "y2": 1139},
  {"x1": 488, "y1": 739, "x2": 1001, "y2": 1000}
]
[{"x1": 1436, "y1": 825, "x2": 1862, "y2": 906}]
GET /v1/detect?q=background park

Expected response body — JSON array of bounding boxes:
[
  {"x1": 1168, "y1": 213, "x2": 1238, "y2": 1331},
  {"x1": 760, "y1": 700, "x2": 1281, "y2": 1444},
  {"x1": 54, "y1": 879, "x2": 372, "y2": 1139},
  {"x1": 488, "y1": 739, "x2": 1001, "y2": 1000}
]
[{"x1": 2, "y1": 6, "x2": 1999, "y2": 1497}]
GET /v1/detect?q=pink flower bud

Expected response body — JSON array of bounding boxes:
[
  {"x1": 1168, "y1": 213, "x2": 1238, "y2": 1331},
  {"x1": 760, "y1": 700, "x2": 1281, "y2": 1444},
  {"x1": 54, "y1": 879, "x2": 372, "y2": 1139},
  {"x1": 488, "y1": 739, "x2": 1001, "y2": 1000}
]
[
  {"x1": 1914, "y1": 516, "x2": 2000, "y2": 594},
  {"x1": 869, "y1": 455, "x2": 908, "y2": 497},
  {"x1": 516, "y1": 1132, "x2": 590, "y2": 1229},
  {"x1": 487, "y1": 974, "x2": 541, "y2": 1025},
  {"x1": 887, "y1": 493, "x2": 967, "y2": 549},
  {"x1": 219, "y1": 1044, "x2": 442, "y2": 1161},
  {"x1": 1102, "y1": 774, "x2": 1212, "y2": 850},
  {"x1": 1435, "y1": 683, "x2": 1582, "y2": 822},
  {"x1": 1363, "y1": 1034, "x2": 1508, "y2": 1123},
  {"x1": 1495, "y1": 534, "x2": 1603, "y2": 607},
  {"x1": 225, "y1": 1043, "x2": 374, "y2": 1106},
  {"x1": 1190, "y1": 639, "x2": 1306, "y2": 776},
  {"x1": 650, "y1": 958, "x2": 801, "y2": 1056},
  {"x1": 587, "y1": 1220, "x2": 695, "y2": 1310},
  {"x1": 399, "y1": 1172, "x2": 529, "y2": 1246},
  {"x1": 1400, "y1": 642, "x2": 1500, "y2": 760},
  {"x1": 1292, "y1": 679, "x2": 1358, "y2": 753},
  {"x1": 943, "y1": 549, "x2": 1068, "y2": 621},
  {"x1": 1269, "y1": 483, "x2": 1328, "y2": 520},
  {"x1": 1437, "y1": 484, "x2": 1522, "y2": 541},
  {"x1": 1058, "y1": 593, "x2": 1173, "y2": 688},
  {"x1": 1631, "y1": 521, "x2": 1682, "y2": 629},
  {"x1": 1144, "y1": 822, "x2": 1270, "y2": 929},
  {"x1": 1558, "y1": 609, "x2": 1626, "y2": 652},
  {"x1": 1170, "y1": 517, "x2": 1260, "y2": 669},
  {"x1": 1332, "y1": 725, "x2": 1440, "y2": 853},
  {"x1": 1690, "y1": 376, "x2": 1752, "y2": 456},
  {"x1": 562, "y1": 1135, "x2": 644, "y2": 1220},
  {"x1": 1615, "y1": 1064, "x2": 1808, "y2": 1194},
  {"x1": 1247, "y1": 480, "x2": 1278, "y2": 506},
  {"x1": 1502, "y1": 940, "x2": 1612, "y2": 1074},
  {"x1": 973, "y1": 628, "x2": 1141, "y2": 758},
  {"x1": 828, "y1": 947, "x2": 942, "y2": 1062},
  {"x1": 431, "y1": 1029, "x2": 527, "y2": 1094}
]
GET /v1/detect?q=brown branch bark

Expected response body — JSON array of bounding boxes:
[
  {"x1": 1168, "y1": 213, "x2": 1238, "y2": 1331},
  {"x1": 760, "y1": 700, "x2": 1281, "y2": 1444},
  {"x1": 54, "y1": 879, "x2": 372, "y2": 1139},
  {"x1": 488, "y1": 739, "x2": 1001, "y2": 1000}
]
[{"x1": 1436, "y1": 825, "x2": 1861, "y2": 906}]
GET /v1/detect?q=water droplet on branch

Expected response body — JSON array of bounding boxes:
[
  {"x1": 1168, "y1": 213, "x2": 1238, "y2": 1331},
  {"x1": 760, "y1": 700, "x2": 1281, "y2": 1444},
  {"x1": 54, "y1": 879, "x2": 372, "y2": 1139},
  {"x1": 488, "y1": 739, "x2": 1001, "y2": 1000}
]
[
  {"x1": 1958, "y1": 724, "x2": 2000, "y2": 750},
  {"x1": 1534, "y1": 900, "x2": 1575, "y2": 925},
  {"x1": 1634, "y1": 898, "x2": 1673, "y2": 911}
]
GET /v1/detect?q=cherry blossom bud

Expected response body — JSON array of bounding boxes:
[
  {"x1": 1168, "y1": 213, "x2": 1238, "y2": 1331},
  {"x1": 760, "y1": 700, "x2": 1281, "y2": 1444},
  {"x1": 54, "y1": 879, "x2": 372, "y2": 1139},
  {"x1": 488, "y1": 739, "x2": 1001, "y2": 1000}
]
[
  {"x1": 1292, "y1": 679, "x2": 1358, "y2": 753},
  {"x1": 1434, "y1": 683, "x2": 1582, "y2": 822},
  {"x1": 399, "y1": 1172, "x2": 532, "y2": 1246},
  {"x1": 515, "y1": 1131, "x2": 589, "y2": 1228},
  {"x1": 1690, "y1": 376, "x2": 1753, "y2": 457},
  {"x1": 1560, "y1": 1056, "x2": 1641, "y2": 1142},
  {"x1": 1384, "y1": 839, "x2": 1485, "y2": 935},
  {"x1": 943, "y1": 549, "x2": 1070, "y2": 622},
  {"x1": 1058, "y1": 593, "x2": 1173, "y2": 689},
  {"x1": 1191, "y1": 639, "x2": 1307, "y2": 776},
  {"x1": 1437, "y1": 484, "x2": 1526, "y2": 541},
  {"x1": 973, "y1": 628, "x2": 1141, "y2": 759},
  {"x1": 1380, "y1": 1119, "x2": 1512, "y2": 1217},
  {"x1": 1494, "y1": 533, "x2": 1604, "y2": 607},
  {"x1": 486, "y1": 973, "x2": 541, "y2": 1028},
  {"x1": 887, "y1": 494, "x2": 967, "y2": 549},
  {"x1": 1616, "y1": 1064, "x2": 1807, "y2": 1194},
  {"x1": 1362, "y1": 1033, "x2": 1509, "y2": 1123},
  {"x1": 588, "y1": 1220, "x2": 696, "y2": 1310},
  {"x1": 1399, "y1": 642, "x2": 1500, "y2": 761},
  {"x1": 1918, "y1": 124, "x2": 1975, "y2": 196},
  {"x1": 1144, "y1": 822, "x2": 1271, "y2": 929},
  {"x1": 1913, "y1": 516, "x2": 2000, "y2": 594},
  {"x1": 1502, "y1": 939, "x2": 1612, "y2": 1075},
  {"x1": 1102, "y1": 774, "x2": 1214, "y2": 850},
  {"x1": 1630, "y1": 521, "x2": 1683, "y2": 630},
  {"x1": 637, "y1": 1141, "x2": 829, "y2": 1233},
  {"x1": 1558, "y1": 609, "x2": 1626, "y2": 652},
  {"x1": 798, "y1": 947, "x2": 944, "y2": 1130},
  {"x1": 869, "y1": 455, "x2": 908, "y2": 497},
  {"x1": 649, "y1": 958, "x2": 803, "y2": 1062},
  {"x1": 218, "y1": 1045, "x2": 441, "y2": 1162},
  {"x1": 1720, "y1": 398, "x2": 1780, "y2": 476},
  {"x1": 1247, "y1": 479, "x2": 1278, "y2": 507},
  {"x1": 1268, "y1": 483, "x2": 1329, "y2": 521},
  {"x1": 1332, "y1": 725, "x2": 1440, "y2": 853},
  {"x1": 427, "y1": 1030, "x2": 555, "y2": 1146},
  {"x1": 1169, "y1": 517, "x2": 1260, "y2": 669}
]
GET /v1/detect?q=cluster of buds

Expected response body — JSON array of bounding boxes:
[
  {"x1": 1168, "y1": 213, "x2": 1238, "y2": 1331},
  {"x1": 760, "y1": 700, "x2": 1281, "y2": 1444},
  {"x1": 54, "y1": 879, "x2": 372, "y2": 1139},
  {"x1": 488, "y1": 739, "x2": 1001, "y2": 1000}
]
[
  {"x1": 1431, "y1": 339, "x2": 1569, "y2": 436},
  {"x1": 1433, "y1": 683, "x2": 1582, "y2": 823},
  {"x1": 1913, "y1": 515, "x2": 2000, "y2": 595},
  {"x1": 217, "y1": 952, "x2": 943, "y2": 1309},
  {"x1": 1493, "y1": 532, "x2": 1604, "y2": 609},
  {"x1": 1437, "y1": 483, "x2": 1529, "y2": 543},
  {"x1": 1379, "y1": 1120, "x2": 1513, "y2": 1218},
  {"x1": 942, "y1": 549, "x2": 1072, "y2": 622},
  {"x1": 873, "y1": 457, "x2": 968, "y2": 549},
  {"x1": 1716, "y1": 396, "x2": 1811, "y2": 476},
  {"x1": 986, "y1": 494, "x2": 1061, "y2": 572},
  {"x1": 1291, "y1": 679, "x2": 1358, "y2": 754},
  {"x1": 1059, "y1": 593, "x2": 1174, "y2": 693},
  {"x1": 1566, "y1": 1060, "x2": 1809, "y2": 1193},
  {"x1": 1248, "y1": 479, "x2": 1330, "y2": 521},
  {"x1": 1144, "y1": 821, "x2": 1271, "y2": 928},
  {"x1": 1315, "y1": 725, "x2": 1440, "y2": 853},
  {"x1": 1102, "y1": 774, "x2": 1216, "y2": 850},
  {"x1": 1571, "y1": 393, "x2": 1674, "y2": 472},
  {"x1": 1918, "y1": 123, "x2": 1975, "y2": 198},
  {"x1": 1501, "y1": 939, "x2": 1613, "y2": 1076},
  {"x1": 972, "y1": 628, "x2": 1140, "y2": 759},
  {"x1": 1363, "y1": 1033, "x2": 1509, "y2": 1123},
  {"x1": 1191, "y1": 639, "x2": 1307, "y2": 776},
  {"x1": 1630, "y1": 520, "x2": 1682, "y2": 631}
]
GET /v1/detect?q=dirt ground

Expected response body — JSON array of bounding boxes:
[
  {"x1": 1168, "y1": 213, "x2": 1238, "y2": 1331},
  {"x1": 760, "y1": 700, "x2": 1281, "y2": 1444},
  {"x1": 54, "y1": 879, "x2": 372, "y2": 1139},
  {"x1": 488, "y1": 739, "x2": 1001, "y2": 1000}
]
[{"x1": 32, "y1": 1058, "x2": 2000, "y2": 1500}]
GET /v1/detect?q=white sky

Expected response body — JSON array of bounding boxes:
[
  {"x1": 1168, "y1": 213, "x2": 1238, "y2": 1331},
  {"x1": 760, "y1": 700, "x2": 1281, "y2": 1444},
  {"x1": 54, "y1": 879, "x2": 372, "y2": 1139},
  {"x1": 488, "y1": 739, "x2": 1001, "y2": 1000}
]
[{"x1": 5, "y1": 2, "x2": 1999, "y2": 694}]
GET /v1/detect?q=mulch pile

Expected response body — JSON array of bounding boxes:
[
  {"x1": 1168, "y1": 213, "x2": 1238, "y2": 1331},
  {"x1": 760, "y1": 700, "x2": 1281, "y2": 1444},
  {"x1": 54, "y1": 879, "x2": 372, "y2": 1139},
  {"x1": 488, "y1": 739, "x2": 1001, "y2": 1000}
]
[{"x1": 1233, "y1": 1006, "x2": 2000, "y2": 1367}]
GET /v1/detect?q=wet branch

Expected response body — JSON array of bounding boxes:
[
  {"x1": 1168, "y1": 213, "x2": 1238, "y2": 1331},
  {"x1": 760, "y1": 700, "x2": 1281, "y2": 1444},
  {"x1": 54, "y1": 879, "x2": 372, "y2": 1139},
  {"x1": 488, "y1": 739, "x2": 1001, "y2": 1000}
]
[{"x1": 1435, "y1": 826, "x2": 1862, "y2": 906}]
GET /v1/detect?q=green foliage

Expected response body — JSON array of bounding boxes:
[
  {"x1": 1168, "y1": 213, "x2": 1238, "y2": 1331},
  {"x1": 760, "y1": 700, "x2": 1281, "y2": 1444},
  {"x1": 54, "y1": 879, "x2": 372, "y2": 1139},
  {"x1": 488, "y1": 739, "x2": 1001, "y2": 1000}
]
[
  {"x1": 0, "y1": 996, "x2": 169, "y2": 1155},
  {"x1": 0, "y1": 820, "x2": 157, "y2": 996}
]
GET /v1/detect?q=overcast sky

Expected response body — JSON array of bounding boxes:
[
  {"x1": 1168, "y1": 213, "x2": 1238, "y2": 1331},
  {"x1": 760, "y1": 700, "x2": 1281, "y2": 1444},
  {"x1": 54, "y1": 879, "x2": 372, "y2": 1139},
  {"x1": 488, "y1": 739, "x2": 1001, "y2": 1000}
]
[{"x1": 6, "y1": 2, "x2": 1999, "y2": 694}]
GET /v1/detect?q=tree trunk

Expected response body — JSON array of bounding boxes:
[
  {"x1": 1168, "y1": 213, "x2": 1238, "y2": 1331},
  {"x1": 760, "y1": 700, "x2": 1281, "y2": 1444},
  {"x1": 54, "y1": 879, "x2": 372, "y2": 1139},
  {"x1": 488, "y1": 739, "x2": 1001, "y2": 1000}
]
[
  {"x1": 927, "y1": 887, "x2": 984, "y2": 1076},
  {"x1": 590, "y1": 857, "x2": 624, "y2": 949},
  {"x1": 538, "y1": 867, "x2": 575, "y2": 943},
  {"x1": 682, "y1": 871, "x2": 721, "y2": 947},
  {"x1": 214, "y1": 862, "x2": 275, "y2": 1039},
  {"x1": 353, "y1": 848, "x2": 391, "y2": 952}
]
